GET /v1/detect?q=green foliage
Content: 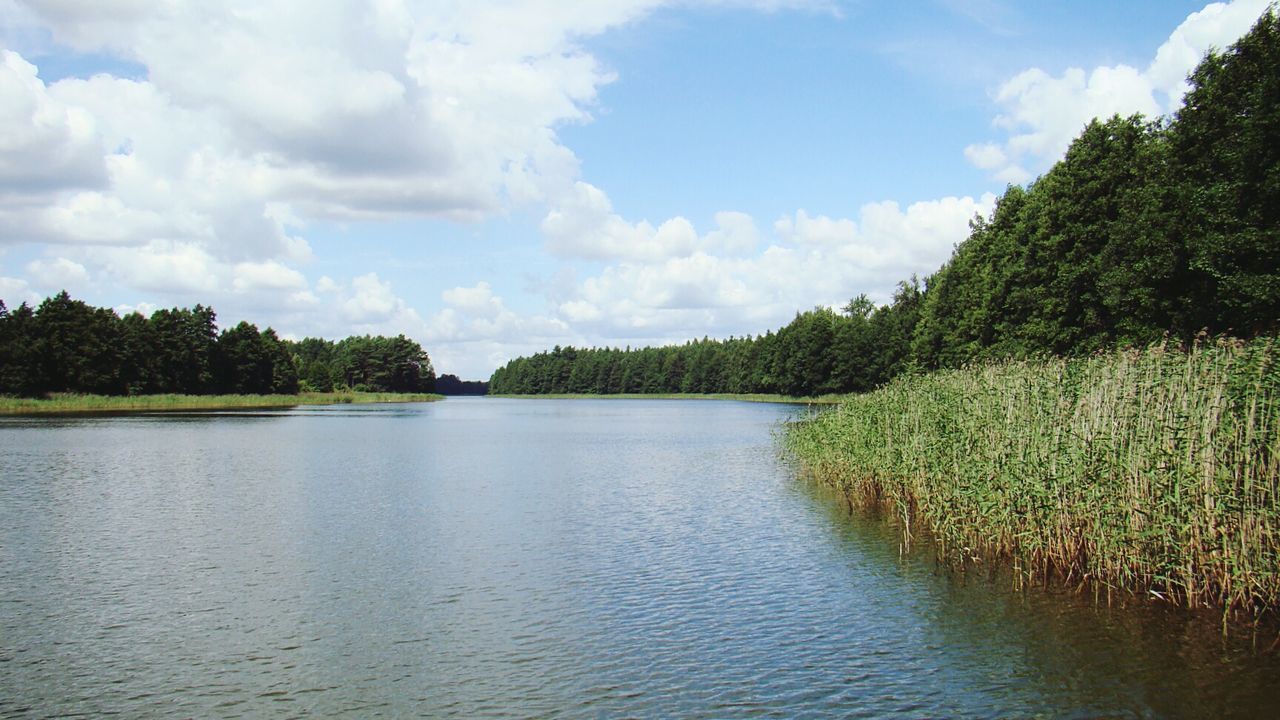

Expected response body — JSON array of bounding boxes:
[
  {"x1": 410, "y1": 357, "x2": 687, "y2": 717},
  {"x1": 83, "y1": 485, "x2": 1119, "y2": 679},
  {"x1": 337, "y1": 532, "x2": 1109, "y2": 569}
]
[
  {"x1": 282, "y1": 334, "x2": 435, "y2": 394},
  {"x1": 147, "y1": 305, "x2": 218, "y2": 394},
  {"x1": 434, "y1": 374, "x2": 489, "y2": 395},
  {"x1": 31, "y1": 291, "x2": 125, "y2": 395},
  {"x1": 213, "y1": 322, "x2": 300, "y2": 395},
  {"x1": 911, "y1": 10, "x2": 1279, "y2": 371},
  {"x1": 1170, "y1": 9, "x2": 1280, "y2": 335},
  {"x1": 0, "y1": 292, "x2": 430, "y2": 399},
  {"x1": 487, "y1": 296, "x2": 921, "y2": 398}
]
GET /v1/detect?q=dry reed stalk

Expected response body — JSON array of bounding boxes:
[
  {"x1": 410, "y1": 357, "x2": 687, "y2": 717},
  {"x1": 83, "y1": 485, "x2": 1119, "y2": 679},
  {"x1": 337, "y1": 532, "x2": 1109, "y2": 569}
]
[{"x1": 785, "y1": 339, "x2": 1280, "y2": 618}]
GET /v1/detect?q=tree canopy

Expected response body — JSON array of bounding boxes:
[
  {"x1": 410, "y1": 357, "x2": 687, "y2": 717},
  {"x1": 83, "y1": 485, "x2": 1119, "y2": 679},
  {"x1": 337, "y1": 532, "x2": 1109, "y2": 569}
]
[{"x1": 0, "y1": 293, "x2": 435, "y2": 397}]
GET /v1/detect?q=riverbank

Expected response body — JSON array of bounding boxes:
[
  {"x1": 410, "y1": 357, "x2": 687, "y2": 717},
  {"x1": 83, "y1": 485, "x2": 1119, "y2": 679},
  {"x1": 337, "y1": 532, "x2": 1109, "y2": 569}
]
[
  {"x1": 0, "y1": 391, "x2": 444, "y2": 415},
  {"x1": 489, "y1": 392, "x2": 845, "y2": 404},
  {"x1": 784, "y1": 339, "x2": 1280, "y2": 617}
]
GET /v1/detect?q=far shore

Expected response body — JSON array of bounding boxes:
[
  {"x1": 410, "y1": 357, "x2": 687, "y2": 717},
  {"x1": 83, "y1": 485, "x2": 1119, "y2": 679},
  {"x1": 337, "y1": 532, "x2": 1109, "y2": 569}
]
[{"x1": 0, "y1": 391, "x2": 444, "y2": 416}]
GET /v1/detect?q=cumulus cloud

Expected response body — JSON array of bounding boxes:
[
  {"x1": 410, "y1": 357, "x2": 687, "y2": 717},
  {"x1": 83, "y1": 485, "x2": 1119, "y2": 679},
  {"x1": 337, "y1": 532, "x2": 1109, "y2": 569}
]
[
  {"x1": 340, "y1": 273, "x2": 416, "y2": 326},
  {"x1": 9, "y1": 0, "x2": 633, "y2": 230},
  {"x1": 541, "y1": 181, "x2": 702, "y2": 262},
  {"x1": 544, "y1": 193, "x2": 995, "y2": 341},
  {"x1": 85, "y1": 241, "x2": 222, "y2": 295},
  {"x1": 315, "y1": 275, "x2": 340, "y2": 294},
  {"x1": 1147, "y1": 0, "x2": 1275, "y2": 106},
  {"x1": 0, "y1": 0, "x2": 639, "y2": 281},
  {"x1": 701, "y1": 211, "x2": 761, "y2": 257},
  {"x1": 232, "y1": 260, "x2": 307, "y2": 293},
  {"x1": 0, "y1": 49, "x2": 105, "y2": 197},
  {"x1": 0, "y1": 274, "x2": 38, "y2": 306},
  {"x1": 962, "y1": 142, "x2": 1007, "y2": 171},
  {"x1": 25, "y1": 256, "x2": 88, "y2": 289},
  {"x1": 441, "y1": 282, "x2": 505, "y2": 320},
  {"x1": 422, "y1": 279, "x2": 571, "y2": 377},
  {"x1": 966, "y1": 0, "x2": 1271, "y2": 182},
  {"x1": 4, "y1": 1, "x2": 843, "y2": 255}
]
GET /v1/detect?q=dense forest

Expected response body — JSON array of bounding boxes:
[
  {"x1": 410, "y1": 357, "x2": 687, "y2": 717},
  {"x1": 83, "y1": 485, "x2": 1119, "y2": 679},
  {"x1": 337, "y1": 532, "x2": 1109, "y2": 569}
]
[
  {"x1": 0, "y1": 291, "x2": 435, "y2": 397},
  {"x1": 490, "y1": 11, "x2": 1280, "y2": 397},
  {"x1": 433, "y1": 374, "x2": 491, "y2": 395}
]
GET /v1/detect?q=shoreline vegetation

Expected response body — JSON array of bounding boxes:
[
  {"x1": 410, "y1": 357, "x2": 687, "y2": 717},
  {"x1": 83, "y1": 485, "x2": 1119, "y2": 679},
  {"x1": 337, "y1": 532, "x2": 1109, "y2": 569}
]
[
  {"x1": 0, "y1": 391, "x2": 443, "y2": 416},
  {"x1": 784, "y1": 339, "x2": 1280, "y2": 618},
  {"x1": 488, "y1": 392, "x2": 845, "y2": 404}
]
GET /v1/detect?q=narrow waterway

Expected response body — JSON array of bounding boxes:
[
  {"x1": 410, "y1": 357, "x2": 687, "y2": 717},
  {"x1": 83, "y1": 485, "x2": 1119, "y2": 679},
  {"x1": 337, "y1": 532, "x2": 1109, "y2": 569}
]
[{"x1": 1, "y1": 398, "x2": 1277, "y2": 717}]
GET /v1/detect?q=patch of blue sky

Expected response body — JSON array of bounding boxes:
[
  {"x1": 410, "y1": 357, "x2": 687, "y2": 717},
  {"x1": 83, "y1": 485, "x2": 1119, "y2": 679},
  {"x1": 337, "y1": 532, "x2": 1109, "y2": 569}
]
[
  {"x1": 562, "y1": 0, "x2": 1218, "y2": 227},
  {"x1": 32, "y1": 48, "x2": 147, "y2": 83}
]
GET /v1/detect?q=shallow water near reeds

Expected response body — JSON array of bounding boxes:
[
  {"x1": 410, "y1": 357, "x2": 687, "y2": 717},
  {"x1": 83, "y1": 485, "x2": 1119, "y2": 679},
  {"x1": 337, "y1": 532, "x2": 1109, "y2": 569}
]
[{"x1": 2, "y1": 398, "x2": 1277, "y2": 718}]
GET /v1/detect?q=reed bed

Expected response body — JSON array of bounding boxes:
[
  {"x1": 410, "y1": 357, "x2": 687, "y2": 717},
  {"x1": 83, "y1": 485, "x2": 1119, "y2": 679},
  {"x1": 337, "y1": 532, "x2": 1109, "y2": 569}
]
[
  {"x1": 785, "y1": 339, "x2": 1280, "y2": 616},
  {"x1": 0, "y1": 391, "x2": 443, "y2": 415},
  {"x1": 491, "y1": 392, "x2": 846, "y2": 404}
]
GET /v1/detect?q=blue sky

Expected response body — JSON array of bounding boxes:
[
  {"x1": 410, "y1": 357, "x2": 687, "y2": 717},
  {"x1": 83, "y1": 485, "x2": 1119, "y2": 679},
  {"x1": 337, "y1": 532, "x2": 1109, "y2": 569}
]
[{"x1": 0, "y1": 0, "x2": 1270, "y2": 377}]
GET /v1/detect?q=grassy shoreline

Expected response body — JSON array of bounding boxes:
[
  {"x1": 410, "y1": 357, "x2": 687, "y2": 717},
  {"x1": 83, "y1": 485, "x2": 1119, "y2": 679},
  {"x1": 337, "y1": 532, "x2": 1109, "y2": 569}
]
[
  {"x1": 784, "y1": 339, "x2": 1280, "y2": 617},
  {"x1": 0, "y1": 391, "x2": 444, "y2": 415},
  {"x1": 488, "y1": 392, "x2": 846, "y2": 404}
]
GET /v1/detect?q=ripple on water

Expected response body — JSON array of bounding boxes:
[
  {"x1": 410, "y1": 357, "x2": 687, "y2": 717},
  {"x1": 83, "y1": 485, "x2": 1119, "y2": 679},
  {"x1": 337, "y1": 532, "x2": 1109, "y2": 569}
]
[{"x1": 2, "y1": 401, "x2": 1279, "y2": 718}]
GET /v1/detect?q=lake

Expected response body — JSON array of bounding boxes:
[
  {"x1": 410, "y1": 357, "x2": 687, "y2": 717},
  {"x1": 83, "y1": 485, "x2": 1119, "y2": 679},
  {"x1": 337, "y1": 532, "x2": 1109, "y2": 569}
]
[{"x1": 2, "y1": 398, "x2": 1278, "y2": 717}]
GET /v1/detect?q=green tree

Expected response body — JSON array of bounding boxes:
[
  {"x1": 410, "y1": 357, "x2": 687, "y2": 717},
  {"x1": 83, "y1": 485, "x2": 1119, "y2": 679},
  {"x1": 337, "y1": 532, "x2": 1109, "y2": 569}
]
[
  {"x1": 830, "y1": 295, "x2": 878, "y2": 392},
  {"x1": 1169, "y1": 8, "x2": 1280, "y2": 336},
  {"x1": 33, "y1": 291, "x2": 124, "y2": 394},
  {"x1": 261, "y1": 328, "x2": 300, "y2": 394},
  {"x1": 0, "y1": 301, "x2": 40, "y2": 396},
  {"x1": 149, "y1": 305, "x2": 218, "y2": 394},
  {"x1": 118, "y1": 311, "x2": 157, "y2": 394},
  {"x1": 334, "y1": 335, "x2": 434, "y2": 392}
]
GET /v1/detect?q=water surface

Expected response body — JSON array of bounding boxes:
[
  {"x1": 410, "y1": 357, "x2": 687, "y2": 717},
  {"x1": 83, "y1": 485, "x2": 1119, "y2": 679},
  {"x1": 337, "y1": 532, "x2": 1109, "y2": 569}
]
[{"x1": 2, "y1": 398, "x2": 1277, "y2": 717}]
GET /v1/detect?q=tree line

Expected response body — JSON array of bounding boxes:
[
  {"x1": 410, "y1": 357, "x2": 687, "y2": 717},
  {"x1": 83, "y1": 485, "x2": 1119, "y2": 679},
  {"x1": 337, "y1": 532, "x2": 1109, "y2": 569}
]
[
  {"x1": 434, "y1": 374, "x2": 490, "y2": 395},
  {"x1": 0, "y1": 291, "x2": 435, "y2": 397},
  {"x1": 490, "y1": 11, "x2": 1280, "y2": 397}
]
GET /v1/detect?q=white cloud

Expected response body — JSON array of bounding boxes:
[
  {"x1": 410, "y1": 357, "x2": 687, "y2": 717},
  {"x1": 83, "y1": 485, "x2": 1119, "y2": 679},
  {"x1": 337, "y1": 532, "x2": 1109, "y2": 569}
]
[
  {"x1": 774, "y1": 210, "x2": 858, "y2": 247},
  {"x1": 967, "y1": 0, "x2": 1271, "y2": 182},
  {"x1": 441, "y1": 282, "x2": 504, "y2": 320},
  {"x1": 375, "y1": 189, "x2": 994, "y2": 376},
  {"x1": 341, "y1": 272, "x2": 412, "y2": 325},
  {"x1": 1148, "y1": 0, "x2": 1274, "y2": 107},
  {"x1": 415, "y1": 278, "x2": 573, "y2": 376},
  {"x1": 232, "y1": 260, "x2": 307, "y2": 293},
  {"x1": 85, "y1": 241, "x2": 222, "y2": 294},
  {"x1": 0, "y1": 3, "x2": 667, "y2": 276},
  {"x1": 0, "y1": 274, "x2": 38, "y2": 306},
  {"x1": 702, "y1": 211, "x2": 760, "y2": 257},
  {"x1": 25, "y1": 256, "x2": 88, "y2": 289},
  {"x1": 541, "y1": 181, "x2": 701, "y2": 262},
  {"x1": 544, "y1": 193, "x2": 995, "y2": 341},
  {"x1": 962, "y1": 142, "x2": 1007, "y2": 171},
  {"x1": 30, "y1": 191, "x2": 172, "y2": 245},
  {"x1": 0, "y1": 49, "x2": 105, "y2": 197},
  {"x1": 284, "y1": 290, "x2": 320, "y2": 310}
]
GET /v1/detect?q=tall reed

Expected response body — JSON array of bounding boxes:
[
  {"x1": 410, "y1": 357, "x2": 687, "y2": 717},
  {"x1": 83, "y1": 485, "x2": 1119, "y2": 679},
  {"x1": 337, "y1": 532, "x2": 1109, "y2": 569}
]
[{"x1": 785, "y1": 339, "x2": 1280, "y2": 616}]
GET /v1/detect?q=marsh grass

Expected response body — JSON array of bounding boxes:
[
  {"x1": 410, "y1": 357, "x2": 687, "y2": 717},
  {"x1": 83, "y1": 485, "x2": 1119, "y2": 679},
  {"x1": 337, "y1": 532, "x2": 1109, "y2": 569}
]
[
  {"x1": 785, "y1": 339, "x2": 1280, "y2": 617},
  {"x1": 490, "y1": 392, "x2": 846, "y2": 405},
  {"x1": 0, "y1": 391, "x2": 444, "y2": 415}
]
